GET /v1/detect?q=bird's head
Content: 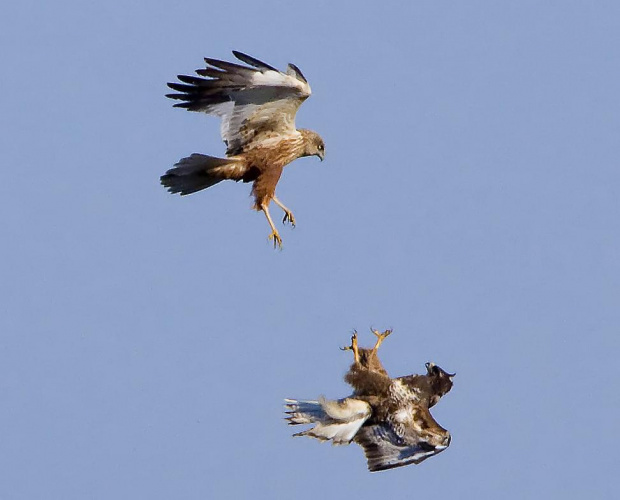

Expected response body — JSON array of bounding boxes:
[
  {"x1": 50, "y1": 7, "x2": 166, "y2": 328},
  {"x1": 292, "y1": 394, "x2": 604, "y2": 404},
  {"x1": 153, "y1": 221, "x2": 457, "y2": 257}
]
[
  {"x1": 299, "y1": 129, "x2": 325, "y2": 161},
  {"x1": 425, "y1": 362, "x2": 455, "y2": 406}
]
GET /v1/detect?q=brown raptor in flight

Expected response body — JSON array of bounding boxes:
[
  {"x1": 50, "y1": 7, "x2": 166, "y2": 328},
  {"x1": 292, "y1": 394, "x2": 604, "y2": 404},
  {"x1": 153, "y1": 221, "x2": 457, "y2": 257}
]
[
  {"x1": 285, "y1": 329, "x2": 455, "y2": 472},
  {"x1": 162, "y1": 51, "x2": 325, "y2": 248}
]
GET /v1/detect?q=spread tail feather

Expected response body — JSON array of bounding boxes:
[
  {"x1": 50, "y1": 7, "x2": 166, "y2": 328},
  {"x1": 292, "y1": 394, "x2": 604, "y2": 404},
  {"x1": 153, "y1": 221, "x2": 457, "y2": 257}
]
[
  {"x1": 284, "y1": 397, "x2": 371, "y2": 445},
  {"x1": 161, "y1": 153, "x2": 244, "y2": 195}
]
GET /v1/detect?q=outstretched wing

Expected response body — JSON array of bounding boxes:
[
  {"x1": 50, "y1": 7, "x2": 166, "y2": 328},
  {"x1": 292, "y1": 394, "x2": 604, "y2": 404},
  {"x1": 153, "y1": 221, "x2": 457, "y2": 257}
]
[
  {"x1": 354, "y1": 405, "x2": 451, "y2": 472},
  {"x1": 166, "y1": 51, "x2": 312, "y2": 156},
  {"x1": 355, "y1": 423, "x2": 449, "y2": 472}
]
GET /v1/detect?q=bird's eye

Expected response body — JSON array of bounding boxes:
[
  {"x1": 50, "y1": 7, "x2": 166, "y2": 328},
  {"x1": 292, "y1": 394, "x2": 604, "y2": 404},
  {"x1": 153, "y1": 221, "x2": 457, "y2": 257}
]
[{"x1": 318, "y1": 144, "x2": 324, "y2": 151}]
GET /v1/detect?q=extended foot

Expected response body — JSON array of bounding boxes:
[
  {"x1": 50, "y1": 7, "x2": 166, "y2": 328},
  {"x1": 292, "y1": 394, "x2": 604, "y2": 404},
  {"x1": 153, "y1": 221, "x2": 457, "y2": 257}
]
[
  {"x1": 268, "y1": 230, "x2": 283, "y2": 249},
  {"x1": 371, "y1": 328, "x2": 393, "y2": 352},
  {"x1": 282, "y1": 210, "x2": 296, "y2": 227},
  {"x1": 272, "y1": 196, "x2": 295, "y2": 228},
  {"x1": 340, "y1": 331, "x2": 360, "y2": 364}
]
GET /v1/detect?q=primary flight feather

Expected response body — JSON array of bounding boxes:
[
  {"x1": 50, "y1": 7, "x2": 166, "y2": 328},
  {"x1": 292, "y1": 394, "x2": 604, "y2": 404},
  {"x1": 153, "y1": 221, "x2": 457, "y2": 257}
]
[{"x1": 162, "y1": 51, "x2": 325, "y2": 248}]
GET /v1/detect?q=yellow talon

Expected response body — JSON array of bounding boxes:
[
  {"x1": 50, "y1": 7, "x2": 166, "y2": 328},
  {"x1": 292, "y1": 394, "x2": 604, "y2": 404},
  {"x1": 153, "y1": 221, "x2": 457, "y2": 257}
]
[
  {"x1": 371, "y1": 328, "x2": 392, "y2": 352},
  {"x1": 341, "y1": 331, "x2": 360, "y2": 364},
  {"x1": 269, "y1": 230, "x2": 283, "y2": 249},
  {"x1": 282, "y1": 211, "x2": 296, "y2": 227}
]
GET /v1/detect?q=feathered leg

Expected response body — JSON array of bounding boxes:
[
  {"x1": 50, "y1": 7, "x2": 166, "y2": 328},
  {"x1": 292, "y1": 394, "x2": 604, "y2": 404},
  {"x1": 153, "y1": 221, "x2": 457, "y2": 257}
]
[
  {"x1": 272, "y1": 195, "x2": 296, "y2": 227},
  {"x1": 260, "y1": 202, "x2": 283, "y2": 249}
]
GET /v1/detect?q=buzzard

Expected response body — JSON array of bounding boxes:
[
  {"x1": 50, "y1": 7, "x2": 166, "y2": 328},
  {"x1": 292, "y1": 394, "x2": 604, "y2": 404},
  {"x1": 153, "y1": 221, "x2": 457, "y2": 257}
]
[
  {"x1": 162, "y1": 51, "x2": 325, "y2": 248},
  {"x1": 285, "y1": 329, "x2": 455, "y2": 472}
]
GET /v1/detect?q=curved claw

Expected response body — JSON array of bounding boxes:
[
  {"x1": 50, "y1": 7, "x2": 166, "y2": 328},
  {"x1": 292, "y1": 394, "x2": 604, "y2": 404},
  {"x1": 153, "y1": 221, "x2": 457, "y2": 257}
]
[
  {"x1": 371, "y1": 328, "x2": 393, "y2": 339},
  {"x1": 371, "y1": 328, "x2": 392, "y2": 351},
  {"x1": 282, "y1": 211, "x2": 296, "y2": 228},
  {"x1": 341, "y1": 331, "x2": 360, "y2": 363},
  {"x1": 268, "y1": 230, "x2": 283, "y2": 249}
]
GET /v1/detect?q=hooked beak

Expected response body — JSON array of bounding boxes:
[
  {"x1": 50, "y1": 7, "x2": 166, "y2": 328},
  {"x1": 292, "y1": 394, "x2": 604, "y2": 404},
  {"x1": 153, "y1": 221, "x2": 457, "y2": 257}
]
[{"x1": 316, "y1": 151, "x2": 324, "y2": 162}]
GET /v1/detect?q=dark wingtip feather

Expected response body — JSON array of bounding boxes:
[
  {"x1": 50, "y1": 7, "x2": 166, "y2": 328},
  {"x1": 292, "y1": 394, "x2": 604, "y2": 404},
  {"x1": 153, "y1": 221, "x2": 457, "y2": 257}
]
[
  {"x1": 166, "y1": 93, "x2": 188, "y2": 101},
  {"x1": 232, "y1": 50, "x2": 278, "y2": 72},
  {"x1": 177, "y1": 74, "x2": 216, "y2": 85},
  {"x1": 204, "y1": 57, "x2": 254, "y2": 73},
  {"x1": 160, "y1": 174, "x2": 182, "y2": 194},
  {"x1": 167, "y1": 82, "x2": 197, "y2": 93},
  {"x1": 196, "y1": 67, "x2": 227, "y2": 78},
  {"x1": 166, "y1": 81, "x2": 193, "y2": 92},
  {"x1": 288, "y1": 63, "x2": 307, "y2": 83}
]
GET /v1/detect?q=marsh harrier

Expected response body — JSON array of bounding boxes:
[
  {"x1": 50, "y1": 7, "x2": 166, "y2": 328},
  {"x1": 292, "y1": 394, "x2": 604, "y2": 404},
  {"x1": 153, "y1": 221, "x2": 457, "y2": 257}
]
[{"x1": 162, "y1": 51, "x2": 325, "y2": 248}]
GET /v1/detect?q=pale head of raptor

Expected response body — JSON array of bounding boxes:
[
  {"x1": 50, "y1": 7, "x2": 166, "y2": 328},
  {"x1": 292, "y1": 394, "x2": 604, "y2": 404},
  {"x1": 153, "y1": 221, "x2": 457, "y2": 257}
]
[{"x1": 299, "y1": 129, "x2": 325, "y2": 162}]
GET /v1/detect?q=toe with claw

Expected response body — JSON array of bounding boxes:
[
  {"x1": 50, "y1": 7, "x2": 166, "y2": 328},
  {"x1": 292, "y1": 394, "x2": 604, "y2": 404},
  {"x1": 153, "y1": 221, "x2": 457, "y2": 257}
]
[
  {"x1": 282, "y1": 211, "x2": 296, "y2": 227},
  {"x1": 371, "y1": 328, "x2": 393, "y2": 352},
  {"x1": 341, "y1": 331, "x2": 360, "y2": 364},
  {"x1": 268, "y1": 230, "x2": 283, "y2": 249}
]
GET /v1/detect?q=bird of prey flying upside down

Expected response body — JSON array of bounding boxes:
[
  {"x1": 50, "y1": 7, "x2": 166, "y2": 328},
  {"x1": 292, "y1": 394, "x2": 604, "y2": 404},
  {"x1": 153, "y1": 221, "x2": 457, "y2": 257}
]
[
  {"x1": 285, "y1": 329, "x2": 455, "y2": 472},
  {"x1": 162, "y1": 51, "x2": 325, "y2": 248}
]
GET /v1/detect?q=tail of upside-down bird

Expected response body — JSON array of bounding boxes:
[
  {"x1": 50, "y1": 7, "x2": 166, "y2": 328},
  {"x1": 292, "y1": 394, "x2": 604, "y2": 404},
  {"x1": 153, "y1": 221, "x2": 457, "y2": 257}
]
[
  {"x1": 285, "y1": 397, "x2": 371, "y2": 445},
  {"x1": 161, "y1": 153, "x2": 247, "y2": 195}
]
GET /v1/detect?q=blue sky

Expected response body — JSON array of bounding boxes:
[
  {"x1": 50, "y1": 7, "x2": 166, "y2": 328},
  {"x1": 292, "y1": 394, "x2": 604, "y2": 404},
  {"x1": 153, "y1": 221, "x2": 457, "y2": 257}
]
[{"x1": 1, "y1": 1, "x2": 619, "y2": 498}]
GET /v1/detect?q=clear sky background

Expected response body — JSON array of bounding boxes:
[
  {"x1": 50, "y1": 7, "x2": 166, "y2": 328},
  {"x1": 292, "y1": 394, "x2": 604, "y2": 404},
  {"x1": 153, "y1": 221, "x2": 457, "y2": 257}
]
[{"x1": 1, "y1": 1, "x2": 619, "y2": 498}]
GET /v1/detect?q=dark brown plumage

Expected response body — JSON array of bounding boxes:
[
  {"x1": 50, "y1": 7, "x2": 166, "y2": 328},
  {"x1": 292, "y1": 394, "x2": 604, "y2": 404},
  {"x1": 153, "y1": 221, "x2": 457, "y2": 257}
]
[
  {"x1": 285, "y1": 329, "x2": 455, "y2": 472},
  {"x1": 162, "y1": 51, "x2": 325, "y2": 248}
]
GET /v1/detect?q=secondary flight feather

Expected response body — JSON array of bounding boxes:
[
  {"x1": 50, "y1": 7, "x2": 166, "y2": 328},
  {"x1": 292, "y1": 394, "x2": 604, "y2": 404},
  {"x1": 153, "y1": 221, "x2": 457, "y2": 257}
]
[{"x1": 163, "y1": 51, "x2": 325, "y2": 248}]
